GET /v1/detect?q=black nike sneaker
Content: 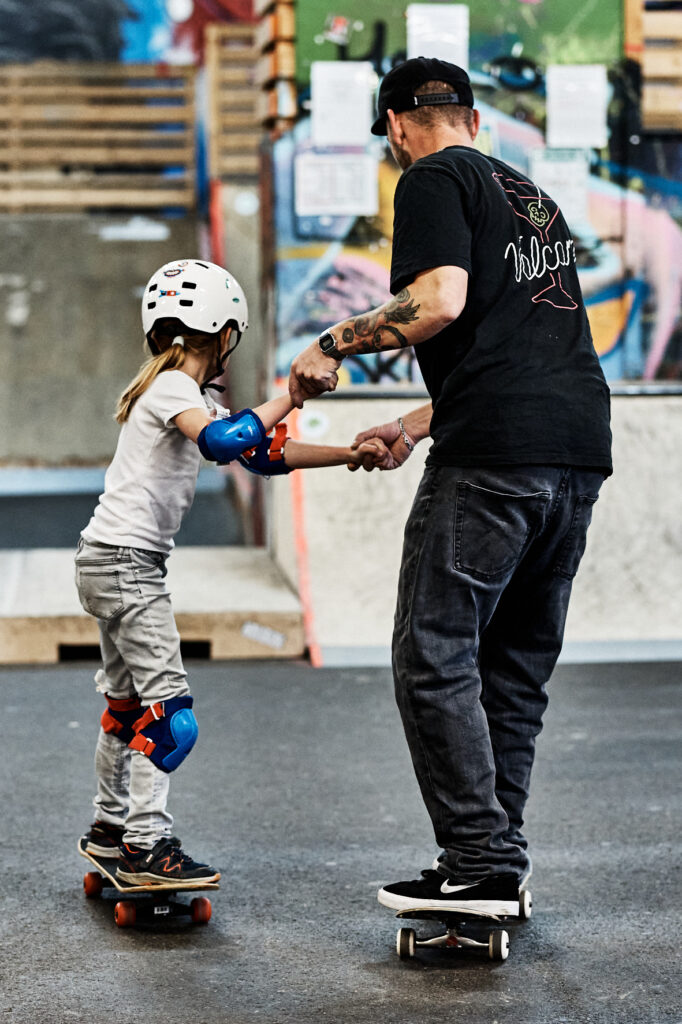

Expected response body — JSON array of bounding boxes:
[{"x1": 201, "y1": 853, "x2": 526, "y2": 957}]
[
  {"x1": 378, "y1": 868, "x2": 520, "y2": 917},
  {"x1": 83, "y1": 821, "x2": 125, "y2": 859},
  {"x1": 116, "y1": 837, "x2": 220, "y2": 887}
]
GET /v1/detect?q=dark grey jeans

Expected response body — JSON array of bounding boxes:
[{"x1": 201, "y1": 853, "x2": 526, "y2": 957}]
[{"x1": 392, "y1": 464, "x2": 605, "y2": 882}]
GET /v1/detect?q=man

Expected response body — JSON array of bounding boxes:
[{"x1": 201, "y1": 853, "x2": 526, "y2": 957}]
[{"x1": 289, "y1": 57, "x2": 612, "y2": 917}]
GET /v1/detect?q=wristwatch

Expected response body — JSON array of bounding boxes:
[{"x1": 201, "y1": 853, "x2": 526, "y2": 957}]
[{"x1": 318, "y1": 330, "x2": 345, "y2": 360}]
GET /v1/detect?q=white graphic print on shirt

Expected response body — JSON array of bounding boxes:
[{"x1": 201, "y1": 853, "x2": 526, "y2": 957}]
[{"x1": 493, "y1": 173, "x2": 578, "y2": 311}]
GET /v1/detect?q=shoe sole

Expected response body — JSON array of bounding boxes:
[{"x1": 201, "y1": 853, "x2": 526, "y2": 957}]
[
  {"x1": 85, "y1": 841, "x2": 121, "y2": 859},
  {"x1": 378, "y1": 887, "x2": 520, "y2": 917},
  {"x1": 116, "y1": 869, "x2": 221, "y2": 887}
]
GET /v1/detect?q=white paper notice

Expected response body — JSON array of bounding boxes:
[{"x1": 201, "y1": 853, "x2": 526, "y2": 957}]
[
  {"x1": 546, "y1": 65, "x2": 609, "y2": 149},
  {"x1": 294, "y1": 152, "x2": 378, "y2": 217},
  {"x1": 406, "y1": 3, "x2": 469, "y2": 70},
  {"x1": 530, "y1": 149, "x2": 590, "y2": 229},
  {"x1": 310, "y1": 62, "x2": 375, "y2": 148}
]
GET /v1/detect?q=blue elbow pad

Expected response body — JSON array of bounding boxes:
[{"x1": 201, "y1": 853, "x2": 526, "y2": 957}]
[
  {"x1": 198, "y1": 409, "x2": 266, "y2": 464},
  {"x1": 238, "y1": 423, "x2": 294, "y2": 477}
]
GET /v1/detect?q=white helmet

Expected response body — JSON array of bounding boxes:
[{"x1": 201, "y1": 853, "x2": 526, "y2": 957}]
[{"x1": 142, "y1": 259, "x2": 248, "y2": 353}]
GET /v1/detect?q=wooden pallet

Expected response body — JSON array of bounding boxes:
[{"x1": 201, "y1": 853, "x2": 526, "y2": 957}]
[
  {"x1": 255, "y1": 1, "x2": 297, "y2": 129},
  {"x1": 0, "y1": 547, "x2": 304, "y2": 664},
  {"x1": 206, "y1": 24, "x2": 262, "y2": 179},
  {"x1": 0, "y1": 62, "x2": 196, "y2": 210},
  {"x1": 639, "y1": 7, "x2": 682, "y2": 130}
]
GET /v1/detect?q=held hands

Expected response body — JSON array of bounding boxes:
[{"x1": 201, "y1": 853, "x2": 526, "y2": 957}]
[
  {"x1": 348, "y1": 419, "x2": 414, "y2": 472},
  {"x1": 346, "y1": 438, "x2": 390, "y2": 472},
  {"x1": 289, "y1": 341, "x2": 341, "y2": 409}
]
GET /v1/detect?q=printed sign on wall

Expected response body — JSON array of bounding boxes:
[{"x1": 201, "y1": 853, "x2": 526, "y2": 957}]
[
  {"x1": 546, "y1": 65, "x2": 609, "y2": 149},
  {"x1": 406, "y1": 3, "x2": 470, "y2": 69}
]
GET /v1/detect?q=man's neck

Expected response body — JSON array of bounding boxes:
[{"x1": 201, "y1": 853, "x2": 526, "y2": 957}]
[{"x1": 410, "y1": 127, "x2": 474, "y2": 163}]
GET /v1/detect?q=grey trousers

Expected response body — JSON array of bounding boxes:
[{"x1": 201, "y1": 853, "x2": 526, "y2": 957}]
[{"x1": 75, "y1": 538, "x2": 190, "y2": 849}]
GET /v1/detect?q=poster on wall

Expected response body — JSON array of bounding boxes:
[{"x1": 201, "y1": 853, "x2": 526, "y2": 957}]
[
  {"x1": 406, "y1": 3, "x2": 469, "y2": 69},
  {"x1": 529, "y1": 149, "x2": 590, "y2": 230},
  {"x1": 310, "y1": 61, "x2": 376, "y2": 148},
  {"x1": 294, "y1": 151, "x2": 379, "y2": 217},
  {"x1": 545, "y1": 65, "x2": 609, "y2": 150}
]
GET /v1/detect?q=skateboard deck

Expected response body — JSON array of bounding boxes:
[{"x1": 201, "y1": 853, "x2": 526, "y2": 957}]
[
  {"x1": 78, "y1": 837, "x2": 219, "y2": 928},
  {"x1": 393, "y1": 889, "x2": 532, "y2": 962}
]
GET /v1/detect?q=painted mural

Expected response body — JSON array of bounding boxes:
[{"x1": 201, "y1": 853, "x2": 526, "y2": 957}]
[
  {"x1": 0, "y1": 0, "x2": 250, "y2": 65},
  {"x1": 274, "y1": 0, "x2": 682, "y2": 385}
]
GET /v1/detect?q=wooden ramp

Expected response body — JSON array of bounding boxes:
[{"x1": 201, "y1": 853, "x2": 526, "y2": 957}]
[{"x1": 0, "y1": 547, "x2": 304, "y2": 664}]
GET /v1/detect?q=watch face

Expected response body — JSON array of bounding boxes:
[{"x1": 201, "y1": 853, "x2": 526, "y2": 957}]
[{"x1": 319, "y1": 333, "x2": 335, "y2": 352}]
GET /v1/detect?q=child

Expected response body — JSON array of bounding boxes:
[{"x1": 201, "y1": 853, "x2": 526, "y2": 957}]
[{"x1": 76, "y1": 258, "x2": 382, "y2": 885}]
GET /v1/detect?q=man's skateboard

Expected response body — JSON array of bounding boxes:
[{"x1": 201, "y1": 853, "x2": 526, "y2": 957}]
[
  {"x1": 77, "y1": 837, "x2": 219, "y2": 929},
  {"x1": 393, "y1": 889, "x2": 532, "y2": 962}
]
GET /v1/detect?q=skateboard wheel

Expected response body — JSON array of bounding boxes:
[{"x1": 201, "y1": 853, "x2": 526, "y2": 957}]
[
  {"x1": 190, "y1": 897, "x2": 212, "y2": 925},
  {"x1": 519, "y1": 889, "x2": 533, "y2": 920},
  {"x1": 396, "y1": 927, "x2": 416, "y2": 959},
  {"x1": 488, "y1": 929, "x2": 509, "y2": 961},
  {"x1": 114, "y1": 901, "x2": 137, "y2": 928},
  {"x1": 83, "y1": 871, "x2": 104, "y2": 898}
]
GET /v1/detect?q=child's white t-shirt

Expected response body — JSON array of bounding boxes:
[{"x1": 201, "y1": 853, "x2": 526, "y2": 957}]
[{"x1": 82, "y1": 370, "x2": 210, "y2": 554}]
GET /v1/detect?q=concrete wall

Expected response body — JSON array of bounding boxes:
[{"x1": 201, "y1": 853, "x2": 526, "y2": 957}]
[
  {"x1": 271, "y1": 394, "x2": 682, "y2": 663},
  {"x1": 0, "y1": 213, "x2": 198, "y2": 464},
  {"x1": 218, "y1": 184, "x2": 267, "y2": 415}
]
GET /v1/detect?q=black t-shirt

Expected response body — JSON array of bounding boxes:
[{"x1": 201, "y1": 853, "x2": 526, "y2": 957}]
[{"x1": 390, "y1": 146, "x2": 612, "y2": 475}]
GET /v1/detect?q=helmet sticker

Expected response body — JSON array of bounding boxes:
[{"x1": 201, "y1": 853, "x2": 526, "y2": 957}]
[
  {"x1": 159, "y1": 289, "x2": 179, "y2": 297},
  {"x1": 164, "y1": 268, "x2": 182, "y2": 277}
]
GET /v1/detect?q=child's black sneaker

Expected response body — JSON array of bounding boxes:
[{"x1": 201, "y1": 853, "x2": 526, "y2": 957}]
[
  {"x1": 378, "y1": 868, "x2": 520, "y2": 917},
  {"x1": 83, "y1": 821, "x2": 125, "y2": 859},
  {"x1": 116, "y1": 837, "x2": 220, "y2": 887}
]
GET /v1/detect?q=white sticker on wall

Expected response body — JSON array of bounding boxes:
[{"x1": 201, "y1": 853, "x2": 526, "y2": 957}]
[
  {"x1": 546, "y1": 65, "x2": 609, "y2": 150},
  {"x1": 241, "y1": 621, "x2": 285, "y2": 650},
  {"x1": 406, "y1": 4, "x2": 470, "y2": 70},
  {"x1": 311, "y1": 61, "x2": 376, "y2": 148},
  {"x1": 299, "y1": 408, "x2": 330, "y2": 440},
  {"x1": 294, "y1": 152, "x2": 378, "y2": 217}
]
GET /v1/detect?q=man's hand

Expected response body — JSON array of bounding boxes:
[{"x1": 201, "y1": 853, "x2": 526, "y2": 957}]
[
  {"x1": 289, "y1": 341, "x2": 342, "y2": 408},
  {"x1": 346, "y1": 438, "x2": 389, "y2": 472},
  {"x1": 348, "y1": 420, "x2": 414, "y2": 472}
]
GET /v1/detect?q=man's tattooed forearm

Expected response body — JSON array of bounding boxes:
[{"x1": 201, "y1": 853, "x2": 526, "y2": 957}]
[{"x1": 340, "y1": 288, "x2": 419, "y2": 352}]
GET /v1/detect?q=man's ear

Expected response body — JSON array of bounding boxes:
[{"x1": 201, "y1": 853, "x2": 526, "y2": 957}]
[
  {"x1": 386, "y1": 108, "x2": 405, "y2": 145},
  {"x1": 470, "y1": 108, "x2": 481, "y2": 141}
]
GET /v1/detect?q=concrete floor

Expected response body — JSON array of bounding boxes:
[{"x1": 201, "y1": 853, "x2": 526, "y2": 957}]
[{"x1": 0, "y1": 659, "x2": 679, "y2": 1024}]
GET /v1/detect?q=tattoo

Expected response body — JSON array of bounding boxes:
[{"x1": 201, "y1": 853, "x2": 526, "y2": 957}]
[
  {"x1": 339, "y1": 287, "x2": 420, "y2": 354},
  {"x1": 384, "y1": 296, "x2": 420, "y2": 327}
]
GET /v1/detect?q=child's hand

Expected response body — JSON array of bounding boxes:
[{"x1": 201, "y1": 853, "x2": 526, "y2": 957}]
[{"x1": 346, "y1": 438, "x2": 389, "y2": 472}]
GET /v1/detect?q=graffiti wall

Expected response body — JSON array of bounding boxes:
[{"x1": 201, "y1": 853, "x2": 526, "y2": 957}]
[
  {"x1": 0, "y1": 0, "x2": 251, "y2": 65},
  {"x1": 273, "y1": 0, "x2": 682, "y2": 385}
]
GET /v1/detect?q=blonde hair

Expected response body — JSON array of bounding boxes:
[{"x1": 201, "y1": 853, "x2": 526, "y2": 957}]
[
  {"x1": 403, "y1": 80, "x2": 476, "y2": 135},
  {"x1": 115, "y1": 319, "x2": 221, "y2": 424}
]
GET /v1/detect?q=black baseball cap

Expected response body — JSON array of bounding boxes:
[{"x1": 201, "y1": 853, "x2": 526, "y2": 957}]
[{"x1": 371, "y1": 56, "x2": 474, "y2": 136}]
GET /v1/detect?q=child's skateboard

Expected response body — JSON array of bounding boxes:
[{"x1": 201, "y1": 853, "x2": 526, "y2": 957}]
[
  {"x1": 393, "y1": 889, "x2": 532, "y2": 962},
  {"x1": 77, "y1": 837, "x2": 220, "y2": 929}
]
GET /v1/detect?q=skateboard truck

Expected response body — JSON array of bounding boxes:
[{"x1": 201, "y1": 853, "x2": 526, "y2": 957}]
[{"x1": 394, "y1": 889, "x2": 532, "y2": 962}]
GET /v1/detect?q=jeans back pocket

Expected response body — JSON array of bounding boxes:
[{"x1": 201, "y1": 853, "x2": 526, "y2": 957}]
[
  {"x1": 75, "y1": 566, "x2": 124, "y2": 621},
  {"x1": 553, "y1": 495, "x2": 598, "y2": 580},
  {"x1": 454, "y1": 481, "x2": 550, "y2": 581}
]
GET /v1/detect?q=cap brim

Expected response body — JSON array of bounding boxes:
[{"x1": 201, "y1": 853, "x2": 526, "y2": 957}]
[{"x1": 371, "y1": 115, "x2": 387, "y2": 136}]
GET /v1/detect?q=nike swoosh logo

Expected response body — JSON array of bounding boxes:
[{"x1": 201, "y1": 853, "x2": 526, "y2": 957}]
[{"x1": 440, "y1": 880, "x2": 472, "y2": 894}]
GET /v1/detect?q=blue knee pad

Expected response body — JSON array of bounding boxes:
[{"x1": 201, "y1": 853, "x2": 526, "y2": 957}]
[{"x1": 129, "y1": 695, "x2": 198, "y2": 773}]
